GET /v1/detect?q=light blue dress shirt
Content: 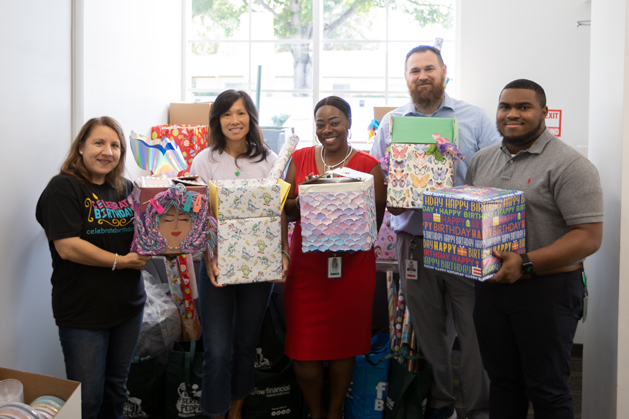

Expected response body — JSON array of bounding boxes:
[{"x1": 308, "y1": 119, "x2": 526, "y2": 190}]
[{"x1": 370, "y1": 93, "x2": 502, "y2": 236}]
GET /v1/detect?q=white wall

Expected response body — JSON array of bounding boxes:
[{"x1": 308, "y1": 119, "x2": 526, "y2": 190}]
[
  {"x1": 82, "y1": 1, "x2": 183, "y2": 181},
  {"x1": 0, "y1": 0, "x2": 71, "y2": 376},
  {"x1": 458, "y1": 0, "x2": 592, "y2": 156},
  {"x1": 0, "y1": 0, "x2": 182, "y2": 377},
  {"x1": 584, "y1": 1, "x2": 627, "y2": 417}
]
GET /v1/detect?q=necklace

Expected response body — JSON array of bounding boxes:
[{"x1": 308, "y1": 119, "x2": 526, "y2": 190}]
[
  {"x1": 321, "y1": 144, "x2": 353, "y2": 173},
  {"x1": 229, "y1": 157, "x2": 241, "y2": 177}
]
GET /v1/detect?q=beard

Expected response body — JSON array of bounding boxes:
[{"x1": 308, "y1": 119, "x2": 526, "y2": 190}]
[
  {"x1": 408, "y1": 75, "x2": 446, "y2": 111},
  {"x1": 500, "y1": 118, "x2": 545, "y2": 146}
]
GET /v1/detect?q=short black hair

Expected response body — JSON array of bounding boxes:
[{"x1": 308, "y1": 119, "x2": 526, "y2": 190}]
[
  {"x1": 314, "y1": 96, "x2": 352, "y2": 122},
  {"x1": 405, "y1": 45, "x2": 445, "y2": 71},
  {"x1": 501, "y1": 79, "x2": 547, "y2": 108}
]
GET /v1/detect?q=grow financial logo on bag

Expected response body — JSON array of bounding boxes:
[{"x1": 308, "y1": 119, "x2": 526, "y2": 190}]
[
  {"x1": 251, "y1": 384, "x2": 291, "y2": 398},
  {"x1": 375, "y1": 382, "x2": 387, "y2": 411},
  {"x1": 176, "y1": 383, "x2": 202, "y2": 418}
]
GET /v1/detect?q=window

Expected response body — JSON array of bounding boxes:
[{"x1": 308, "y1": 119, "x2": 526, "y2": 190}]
[{"x1": 185, "y1": 0, "x2": 455, "y2": 149}]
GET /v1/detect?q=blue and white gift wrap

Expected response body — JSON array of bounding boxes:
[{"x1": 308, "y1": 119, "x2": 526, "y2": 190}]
[
  {"x1": 422, "y1": 185, "x2": 526, "y2": 281},
  {"x1": 299, "y1": 168, "x2": 378, "y2": 253},
  {"x1": 209, "y1": 178, "x2": 287, "y2": 285}
]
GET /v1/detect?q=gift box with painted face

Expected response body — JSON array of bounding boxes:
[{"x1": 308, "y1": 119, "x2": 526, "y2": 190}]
[
  {"x1": 422, "y1": 185, "x2": 526, "y2": 281},
  {"x1": 208, "y1": 178, "x2": 290, "y2": 285},
  {"x1": 299, "y1": 168, "x2": 378, "y2": 253},
  {"x1": 131, "y1": 176, "x2": 212, "y2": 256},
  {"x1": 385, "y1": 116, "x2": 463, "y2": 209}
]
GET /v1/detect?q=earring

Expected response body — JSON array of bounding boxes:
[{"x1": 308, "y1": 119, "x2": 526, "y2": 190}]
[
  {"x1": 348, "y1": 129, "x2": 352, "y2": 140},
  {"x1": 80, "y1": 151, "x2": 83, "y2": 155}
]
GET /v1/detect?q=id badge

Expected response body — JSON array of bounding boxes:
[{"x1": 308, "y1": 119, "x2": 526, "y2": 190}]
[
  {"x1": 406, "y1": 259, "x2": 418, "y2": 280},
  {"x1": 328, "y1": 256, "x2": 341, "y2": 278}
]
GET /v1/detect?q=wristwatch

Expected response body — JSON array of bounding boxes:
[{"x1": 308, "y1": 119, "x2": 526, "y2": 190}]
[{"x1": 521, "y1": 253, "x2": 535, "y2": 276}]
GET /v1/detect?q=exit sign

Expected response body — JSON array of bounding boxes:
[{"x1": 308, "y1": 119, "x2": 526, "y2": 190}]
[{"x1": 546, "y1": 109, "x2": 562, "y2": 137}]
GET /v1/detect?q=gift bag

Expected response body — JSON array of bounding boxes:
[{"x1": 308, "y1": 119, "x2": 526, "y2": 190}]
[
  {"x1": 345, "y1": 334, "x2": 391, "y2": 419},
  {"x1": 124, "y1": 356, "x2": 166, "y2": 419},
  {"x1": 384, "y1": 349, "x2": 432, "y2": 419},
  {"x1": 165, "y1": 340, "x2": 204, "y2": 419},
  {"x1": 255, "y1": 292, "x2": 287, "y2": 372},
  {"x1": 241, "y1": 360, "x2": 303, "y2": 419}
]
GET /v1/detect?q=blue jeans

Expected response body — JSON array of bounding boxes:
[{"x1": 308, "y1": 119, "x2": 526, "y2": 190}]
[
  {"x1": 58, "y1": 309, "x2": 143, "y2": 419},
  {"x1": 199, "y1": 259, "x2": 273, "y2": 417}
]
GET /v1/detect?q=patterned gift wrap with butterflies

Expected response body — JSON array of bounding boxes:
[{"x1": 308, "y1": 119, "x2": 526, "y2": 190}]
[
  {"x1": 387, "y1": 143, "x2": 454, "y2": 209},
  {"x1": 210, "y1": 179, "x2": 286, "y2": 285},
  {"x1": 300, "y1": 168, "x2": 378, "y2": 253},
  {"x1": 385, "y1": 116, "x2": 462, "y2": 209}
]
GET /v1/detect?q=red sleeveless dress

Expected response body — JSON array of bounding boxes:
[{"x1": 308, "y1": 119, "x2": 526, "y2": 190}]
[{"x1": 284, "y1": 147, "x2": 378, "y2": 360}]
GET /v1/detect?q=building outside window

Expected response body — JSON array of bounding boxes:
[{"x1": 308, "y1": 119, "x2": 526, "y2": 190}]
[{"x1": 185, "y1": 0, "x2": 455, "y2": 149}]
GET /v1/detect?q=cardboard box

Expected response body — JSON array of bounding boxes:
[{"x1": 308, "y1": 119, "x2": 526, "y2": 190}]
[
  {"x1": 169, "y1": 102, "x2": 212, "y2": 127},
  {"x1": 422, "y1": 186, "x2": 526, "y2": 281},
  {"x1": 0, "y1": 367, "x2": 81, "y2": 419},
  {"x1": 373, "y1": 106, "x2": 397, "y2": 123},
  {"x1": 300, "y1": 168, "x2": 377, "y2": 253},
  {"x1": 387, "y1": 116, "x2": 457, "y2": 209},
  {"x1": 209, "y1": 178, "x2": 290, "y2": 285},
  {"x1": 131, "y1": 177, "x2": 210, "y2": 256}
]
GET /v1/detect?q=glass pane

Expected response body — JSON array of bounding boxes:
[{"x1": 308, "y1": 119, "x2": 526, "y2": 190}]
[
  {"x1": 189, "y1": 41, "x2": 251, "y2": 98},
  {"x1": 322, "y1": 0, "x2": 386, "y2": 41},
  {"x1": 320, "y1": 43, "x2": 386, "y2": 92},
  {"x1": 251, "y1": 1, "x2": 313, "y2": 42},
  {"x1": 256, "y1": 92, "x2": 315, "y2": 147},
  {"x1": 191, "y1": 0, "x2": 250, "y2": 41},
  {"x1": 388, "y1": 0, "x2": 455, "y2": 41},
  {"x1": 251, "y1": 43, "x2": 314, "y2": 93}
]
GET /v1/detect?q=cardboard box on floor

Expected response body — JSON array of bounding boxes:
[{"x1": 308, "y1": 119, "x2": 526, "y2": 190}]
[
  {"x1": 0, "y1": 367, "x2": 81, "y2": 418},
  {"x1": 169, "y1": 102, "x2": 212, "y2": 127}
]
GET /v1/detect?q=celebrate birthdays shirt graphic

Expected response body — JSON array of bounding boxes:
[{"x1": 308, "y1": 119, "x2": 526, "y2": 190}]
[{"x1": 85, "y1": 192, "x2": 135, "y2": 235}]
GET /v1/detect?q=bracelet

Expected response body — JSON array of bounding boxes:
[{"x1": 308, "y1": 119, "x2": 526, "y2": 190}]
[
  {"x1": 282, "y1": 250, "x2": 291, "y2": 263},
  {"x1": 112, "y1": 253, "x2": 118, "y2": 271}
]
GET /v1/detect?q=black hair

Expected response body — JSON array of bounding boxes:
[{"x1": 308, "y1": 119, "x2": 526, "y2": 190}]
[
  {"x1": 501, "y1": 79, "x2": 547, "y2": 108},
  {"x1": 405, "y1": 45, "x2": 445, "y2": 71},
  {"x1": 313, "y1": 96, "x2": 352, "y2": 122},
  {"x1": 209, "y1": 89, "x2": 268, "y2": 163}
]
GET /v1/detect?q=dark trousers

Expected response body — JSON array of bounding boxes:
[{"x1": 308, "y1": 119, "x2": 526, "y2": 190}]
[{"x1": 473, "y1": 270, "x2": 584, "y2": 419}]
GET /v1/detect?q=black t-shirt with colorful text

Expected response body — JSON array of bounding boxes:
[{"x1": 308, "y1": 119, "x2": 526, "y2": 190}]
[{"x1": 36, "y1": 174, "x2": 145, "y2": 329}]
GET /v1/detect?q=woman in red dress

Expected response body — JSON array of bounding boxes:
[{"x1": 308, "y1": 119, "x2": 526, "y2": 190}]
[{"x1": 284, "y1": 96, "x2": 386, "y2": 419}]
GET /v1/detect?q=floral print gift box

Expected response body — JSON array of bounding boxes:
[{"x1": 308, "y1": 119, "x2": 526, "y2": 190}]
[
  {"x1": 299, "y1": 168, "x2": 378, "y2": 253},
  {"x1": 386, "y1": 116, "x2": 462, "y2": 209},
  {"x1": 208, "y1": 178, "x2": 290, "y2": 285}
]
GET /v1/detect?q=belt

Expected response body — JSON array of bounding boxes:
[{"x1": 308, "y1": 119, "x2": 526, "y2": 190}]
[{"x1": 521, "y1": 262, "x2": 583, "y2": 280}]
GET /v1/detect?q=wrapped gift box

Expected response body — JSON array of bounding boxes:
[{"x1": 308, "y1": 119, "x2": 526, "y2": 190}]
[
  {"x1": 151, "y1": 125, "x2": 208, "y2": 177},
  {"x1": 300, "y1": 168, "x2": 377, "y2": 253},
  {"x1": 375, "y1": 210, "x2": 397, "y2": 260},
  {"x1": 386, "y1": 116, "x2": 458, "y2": 209},
  {"x1": 131, "y1": 176, "x2": 210, "y2": 256},
  {"x1": 422, "y1": 185, "x2": 526, "y2": 281},
  {"x1": 209, "y1": 178, "x2": 289, "y2": 285}
]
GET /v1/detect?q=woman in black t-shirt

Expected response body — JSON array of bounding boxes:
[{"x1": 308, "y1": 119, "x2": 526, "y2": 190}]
[{"x1": 36, "y1": 117, "x2": 151, "y2": 419}]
